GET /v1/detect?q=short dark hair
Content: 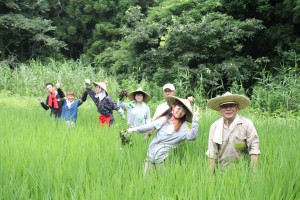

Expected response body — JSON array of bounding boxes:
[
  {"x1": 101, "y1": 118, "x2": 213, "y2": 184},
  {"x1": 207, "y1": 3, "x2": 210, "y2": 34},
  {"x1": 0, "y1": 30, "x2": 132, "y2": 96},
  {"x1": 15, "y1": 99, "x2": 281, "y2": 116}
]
[{"x1": 45, "y1": 83, "x2": 53, "y2": 87}]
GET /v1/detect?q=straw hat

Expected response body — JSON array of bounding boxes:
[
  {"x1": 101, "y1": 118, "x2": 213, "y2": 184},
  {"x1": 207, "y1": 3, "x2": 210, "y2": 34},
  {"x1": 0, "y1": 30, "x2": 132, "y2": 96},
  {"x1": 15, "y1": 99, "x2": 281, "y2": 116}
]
[
  {"x1": 127, "y1": 87, "x2": 151, "y2": 103},
  {"x1": 93, "y1": 81, "x2": 108, "y2": 93},
  {"x1": 167, "y1": 96, "x2": 193, "y2": 122},
  {"x1": 207, "y1": 92, "x2": 250, "y2": 111}
]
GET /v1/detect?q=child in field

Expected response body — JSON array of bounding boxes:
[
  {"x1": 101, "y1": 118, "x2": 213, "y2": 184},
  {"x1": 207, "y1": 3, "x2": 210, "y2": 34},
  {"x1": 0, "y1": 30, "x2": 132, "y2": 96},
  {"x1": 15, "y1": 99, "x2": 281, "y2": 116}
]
[
  {"x1": 85, "y1": 79, "x2": 125, "y2": 127},
  {"x1": 60, "y1": 90, "x2": 88, "y2": 127},
  {"x1": 118, "y1": 87, "x2": 151, "y2": 127},
  {"x1": 206, "y1": 92, "x2": 260, "y2": 176},
  {"x1": 126, "y1": 96, "x2": 200, "y2": 176},
  {"x1": 38, "y1": 82, "x2": 65, "y2": 118}
]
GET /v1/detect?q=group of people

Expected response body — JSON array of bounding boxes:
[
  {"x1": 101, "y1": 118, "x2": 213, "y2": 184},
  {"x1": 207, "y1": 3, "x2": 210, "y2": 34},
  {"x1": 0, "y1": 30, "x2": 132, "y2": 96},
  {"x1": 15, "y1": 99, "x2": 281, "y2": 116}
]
[{"x1": 38, "y1": 79, "x2": 260, "y2": 176}]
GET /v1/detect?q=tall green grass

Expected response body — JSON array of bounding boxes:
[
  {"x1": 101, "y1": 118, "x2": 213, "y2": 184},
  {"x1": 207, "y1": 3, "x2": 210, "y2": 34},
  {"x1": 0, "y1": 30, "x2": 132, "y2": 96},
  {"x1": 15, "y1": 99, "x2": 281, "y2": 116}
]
[{"x1": 0, "y1": 97, "x2": 299, "y2": 199}]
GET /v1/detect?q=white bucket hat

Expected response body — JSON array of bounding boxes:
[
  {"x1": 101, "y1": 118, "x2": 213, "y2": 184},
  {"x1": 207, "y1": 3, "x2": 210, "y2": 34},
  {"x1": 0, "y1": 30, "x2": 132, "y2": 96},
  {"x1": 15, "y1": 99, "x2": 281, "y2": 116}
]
[{"x1": 207, "y1": 92, "x2": 250, "y2": 111}]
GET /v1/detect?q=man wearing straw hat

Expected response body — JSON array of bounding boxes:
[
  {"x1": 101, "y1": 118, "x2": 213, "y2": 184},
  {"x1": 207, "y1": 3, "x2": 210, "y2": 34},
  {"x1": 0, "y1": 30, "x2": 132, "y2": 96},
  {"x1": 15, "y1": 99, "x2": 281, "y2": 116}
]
[
  {"x1": 85, "y1": 79, "x2": 125, "y2": 127},
  {"x1": 206, "y1": 92, "x2": 260, "y2": 175},
  {"x1": 119, "y1": 87, "x2": 151, "y2": 127}
]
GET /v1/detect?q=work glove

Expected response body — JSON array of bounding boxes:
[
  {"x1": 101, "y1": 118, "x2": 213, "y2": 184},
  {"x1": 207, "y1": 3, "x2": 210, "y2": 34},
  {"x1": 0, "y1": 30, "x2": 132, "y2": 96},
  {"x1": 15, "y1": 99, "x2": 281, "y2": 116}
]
[{"x1": 84, "y1": 79, "x2": 91, "y2": 88}]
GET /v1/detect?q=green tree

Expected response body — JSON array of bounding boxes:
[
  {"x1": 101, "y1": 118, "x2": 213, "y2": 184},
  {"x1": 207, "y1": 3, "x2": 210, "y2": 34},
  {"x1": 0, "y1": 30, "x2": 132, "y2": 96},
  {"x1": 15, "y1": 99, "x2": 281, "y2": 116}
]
[
  {"x1": 0, "y1": 0, "x2": 66, "y2": 64},
  {"x1": 101, "y1": 1, "x2": 264, "y2": 97}
]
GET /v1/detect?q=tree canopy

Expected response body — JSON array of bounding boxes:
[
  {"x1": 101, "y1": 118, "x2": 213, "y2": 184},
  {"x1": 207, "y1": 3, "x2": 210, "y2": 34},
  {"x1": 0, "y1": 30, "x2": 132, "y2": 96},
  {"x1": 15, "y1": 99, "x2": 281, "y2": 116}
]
[{"x1": 0, "y1": 0, "x2": 299, "y2": 96}]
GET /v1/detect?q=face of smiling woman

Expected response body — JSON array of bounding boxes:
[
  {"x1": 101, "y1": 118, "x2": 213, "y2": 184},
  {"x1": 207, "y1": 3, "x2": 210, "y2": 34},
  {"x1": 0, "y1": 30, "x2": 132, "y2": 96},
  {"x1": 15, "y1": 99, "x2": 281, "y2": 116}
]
[
  {"x1": 172, "y1": 103, "x2": 187, "y2": 119},
  {"x1": 134, "y1": 93, "x2": 144, "y2": 103}
]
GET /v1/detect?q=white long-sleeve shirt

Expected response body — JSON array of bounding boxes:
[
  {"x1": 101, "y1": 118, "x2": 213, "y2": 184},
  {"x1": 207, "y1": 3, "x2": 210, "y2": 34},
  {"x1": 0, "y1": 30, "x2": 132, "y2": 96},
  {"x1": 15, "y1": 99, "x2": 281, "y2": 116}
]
[
  {"x1": 119, "y1": 101, "x2": 151, "y2": 127},
  {"x1": 135, "y1": 117, "x2": 199, "y2": 164}
]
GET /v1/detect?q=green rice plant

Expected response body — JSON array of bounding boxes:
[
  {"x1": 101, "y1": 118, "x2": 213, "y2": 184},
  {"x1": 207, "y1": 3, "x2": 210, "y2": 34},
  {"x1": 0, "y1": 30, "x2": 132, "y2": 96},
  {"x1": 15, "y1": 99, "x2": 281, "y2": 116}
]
[{"x1": 0, "y1": 97, "x2": 299, "y2": 199}]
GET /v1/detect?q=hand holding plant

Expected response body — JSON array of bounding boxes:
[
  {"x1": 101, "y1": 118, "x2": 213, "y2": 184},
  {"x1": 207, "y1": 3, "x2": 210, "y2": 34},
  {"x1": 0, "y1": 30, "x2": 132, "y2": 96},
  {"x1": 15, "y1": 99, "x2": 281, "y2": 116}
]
[{"x1": 119, "y1": 89, "x2": 128, "y2": 101}]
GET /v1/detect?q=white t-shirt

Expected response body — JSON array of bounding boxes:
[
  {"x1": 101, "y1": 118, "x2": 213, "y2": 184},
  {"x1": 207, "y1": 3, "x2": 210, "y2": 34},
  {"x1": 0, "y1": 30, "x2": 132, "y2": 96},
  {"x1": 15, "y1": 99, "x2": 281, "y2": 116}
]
[{"x1": 152, "y1": 102, "x2": 170, "y2": 120}]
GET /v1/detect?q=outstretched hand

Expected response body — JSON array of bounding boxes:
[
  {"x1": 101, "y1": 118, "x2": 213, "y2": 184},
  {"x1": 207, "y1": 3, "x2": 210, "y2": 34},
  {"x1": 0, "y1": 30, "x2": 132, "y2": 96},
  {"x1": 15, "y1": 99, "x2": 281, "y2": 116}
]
[
  {"x1": 84, "y1": 79, "x2": 91, "y2": 89},
  {"x1": 192, "y1": 105, "x2": 200, "y2": 121},
  {"x1": 37, "y1": 97, "x2": 42, "y2": 103},
  {"x1": 126, "y1": 127, "x2": 137, "y2": 136},
  {"x1": 85, "y1": 79, "x2": 91, "y2": 85}
]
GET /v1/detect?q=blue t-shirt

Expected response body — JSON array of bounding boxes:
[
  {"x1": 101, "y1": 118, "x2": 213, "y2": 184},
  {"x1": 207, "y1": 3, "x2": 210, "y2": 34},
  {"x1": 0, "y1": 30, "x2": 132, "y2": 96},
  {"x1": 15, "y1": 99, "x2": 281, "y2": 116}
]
[{"x1": 61, "y1": 100, "x2": 82, "y2": 122}]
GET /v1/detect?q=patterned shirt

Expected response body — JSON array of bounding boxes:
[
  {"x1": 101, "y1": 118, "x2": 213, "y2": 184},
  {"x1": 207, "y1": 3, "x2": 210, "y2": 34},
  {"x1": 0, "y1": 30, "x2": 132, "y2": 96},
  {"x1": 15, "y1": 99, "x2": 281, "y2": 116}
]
[{"x1": 87, "y1": 89, "x2": 124, "y2": 117}]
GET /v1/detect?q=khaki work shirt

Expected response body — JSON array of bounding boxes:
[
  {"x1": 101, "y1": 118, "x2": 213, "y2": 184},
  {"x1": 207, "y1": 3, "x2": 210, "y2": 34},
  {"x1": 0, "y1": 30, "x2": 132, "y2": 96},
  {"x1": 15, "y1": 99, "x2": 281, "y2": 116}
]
[{"x1": 207, "y1": 116, "x2": 260, "y2": 167}]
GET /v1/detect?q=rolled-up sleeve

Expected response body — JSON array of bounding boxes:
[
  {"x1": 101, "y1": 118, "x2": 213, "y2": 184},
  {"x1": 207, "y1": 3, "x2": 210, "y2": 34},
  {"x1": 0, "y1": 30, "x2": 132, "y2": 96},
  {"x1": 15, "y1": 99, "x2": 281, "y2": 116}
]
[{"x1": 246, "y1": 120, "x2": 260, "y2": 155}]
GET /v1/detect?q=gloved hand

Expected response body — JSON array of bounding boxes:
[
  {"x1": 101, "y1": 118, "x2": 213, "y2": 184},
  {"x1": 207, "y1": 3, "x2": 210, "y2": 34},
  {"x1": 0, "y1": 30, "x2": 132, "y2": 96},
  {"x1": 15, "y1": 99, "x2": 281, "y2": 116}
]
[
  {"x1": 85, "y1": 79, "x2": 91, "y2": 85},
  {"x1": 192, "y1": 105, "x2": 200, "y2": 122},
  {"x1": 84, "y1": 79, "x2": 91, "y2": 89}
]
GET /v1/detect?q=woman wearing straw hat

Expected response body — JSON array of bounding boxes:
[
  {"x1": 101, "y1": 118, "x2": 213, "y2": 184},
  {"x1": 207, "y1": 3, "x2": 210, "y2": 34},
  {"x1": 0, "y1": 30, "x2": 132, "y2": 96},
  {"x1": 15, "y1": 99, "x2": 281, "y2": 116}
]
[
  {"x1": 145, "y1": 83, "x2": 194, "y2": 140},
  {"x1": 126, "y1": 96, "x2": 200, "y2": 176},
  {"x1": 118, "y1": 87, "x2": 151, "y2": 127},
  {"x1": 85, "y1": 79, "x2": 125, "y2": 127},
  {"x1": 206, "y1": 92, "x2": 260, "y2": 176}
]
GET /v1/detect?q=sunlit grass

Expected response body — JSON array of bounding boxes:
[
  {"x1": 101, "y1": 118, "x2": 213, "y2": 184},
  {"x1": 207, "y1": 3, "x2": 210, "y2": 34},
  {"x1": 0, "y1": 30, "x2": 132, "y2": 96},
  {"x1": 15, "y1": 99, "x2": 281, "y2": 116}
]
[{"x1": 0, "y1": 97, "x2": 299, "y2": 199}]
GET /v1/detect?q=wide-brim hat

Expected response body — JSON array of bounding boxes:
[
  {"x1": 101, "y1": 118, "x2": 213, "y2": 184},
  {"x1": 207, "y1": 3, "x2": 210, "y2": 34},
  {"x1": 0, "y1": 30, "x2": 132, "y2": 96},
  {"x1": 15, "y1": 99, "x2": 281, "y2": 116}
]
[
  {"x1": 93, "y1": 81, "x2": 108, "y2": 93},
  {"x1": 128, "y1": 87, "x2": 151, "y2": 103},
  {"x1": 207, "y1": 92, "x2": 250, "y2": 111},
  {"x1": 167, "y1": 96, "x2": 193, "y2": 123}
]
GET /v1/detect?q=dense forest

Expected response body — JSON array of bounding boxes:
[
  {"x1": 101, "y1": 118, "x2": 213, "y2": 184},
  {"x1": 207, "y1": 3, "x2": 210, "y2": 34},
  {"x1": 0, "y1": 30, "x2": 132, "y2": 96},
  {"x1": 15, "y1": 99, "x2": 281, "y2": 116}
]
[{"x1": 0, "y1": 0, "x2": 299, "y2": 114}]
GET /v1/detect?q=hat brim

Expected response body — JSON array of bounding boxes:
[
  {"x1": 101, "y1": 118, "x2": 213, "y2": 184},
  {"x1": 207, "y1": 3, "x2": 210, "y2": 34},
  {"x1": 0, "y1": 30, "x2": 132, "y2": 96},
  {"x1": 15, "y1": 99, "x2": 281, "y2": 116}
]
[
  {"x1": 93, "y1": 82, "x2": 108, "y2": 93},
  {"x1": 128, "y1": 90, "x2": 151, "y2": 103},
  {"x1": 207, "y1": 94, "x2": 250, "y2": 111},
  {"x1": 167, "y1": 96, "x2": 193, "y2": 123}
]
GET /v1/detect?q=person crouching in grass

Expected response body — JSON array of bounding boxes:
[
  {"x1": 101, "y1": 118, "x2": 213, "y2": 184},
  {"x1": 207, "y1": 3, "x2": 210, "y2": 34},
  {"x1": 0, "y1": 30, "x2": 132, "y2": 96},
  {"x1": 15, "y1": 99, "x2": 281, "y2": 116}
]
[
  {"x1": 126, "y1": 96, "x2": 200, "y2": 176},
  {"x1": 60, "y1": 90, "x2": 88, "y2": 127}
]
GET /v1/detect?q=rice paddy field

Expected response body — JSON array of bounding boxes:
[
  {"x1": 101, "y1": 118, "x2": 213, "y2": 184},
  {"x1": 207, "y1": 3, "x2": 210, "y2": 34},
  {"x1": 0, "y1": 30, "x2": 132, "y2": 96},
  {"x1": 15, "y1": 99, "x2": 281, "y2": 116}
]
[{"x1": 0, "y1": 96, "x2": 299, "y2": 200}]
